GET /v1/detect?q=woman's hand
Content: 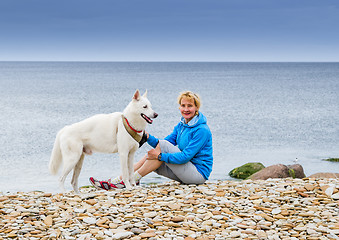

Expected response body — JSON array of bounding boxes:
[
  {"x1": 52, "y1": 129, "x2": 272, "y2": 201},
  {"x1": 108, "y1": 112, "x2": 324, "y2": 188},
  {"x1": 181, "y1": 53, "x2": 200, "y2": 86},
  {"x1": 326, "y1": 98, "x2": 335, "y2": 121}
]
[{"x1": 147, "y1": 144, "x2": 161, "y2": 160}]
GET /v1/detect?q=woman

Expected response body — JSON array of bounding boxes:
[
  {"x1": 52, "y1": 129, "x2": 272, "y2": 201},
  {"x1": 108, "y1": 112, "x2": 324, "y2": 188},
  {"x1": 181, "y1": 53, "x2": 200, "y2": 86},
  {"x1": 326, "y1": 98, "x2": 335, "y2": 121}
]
[{"x1": 90, "y1": 91, "x2": 213, "y2": 190}]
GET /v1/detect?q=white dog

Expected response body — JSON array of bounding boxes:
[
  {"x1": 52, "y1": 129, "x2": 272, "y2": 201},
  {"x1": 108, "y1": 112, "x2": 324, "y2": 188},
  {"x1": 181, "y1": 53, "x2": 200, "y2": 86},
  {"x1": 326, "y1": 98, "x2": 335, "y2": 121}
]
[{"x1": 49, "y1": 90, "x2": 157, "y2": 193}]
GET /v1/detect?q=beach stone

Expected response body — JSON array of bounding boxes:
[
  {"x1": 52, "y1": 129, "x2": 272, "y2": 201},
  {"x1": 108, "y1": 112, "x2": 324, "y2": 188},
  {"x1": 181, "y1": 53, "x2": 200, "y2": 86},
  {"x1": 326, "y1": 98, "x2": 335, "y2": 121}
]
[
  {"x1": 287, "y1": 164, "x2": 306, "y2": 178},
  {"x1": 308, "y1": 172, "x2": 339, "y2": 178},
  {"x1": 112, "y1": 231, "x2": 134, "y2": 239},
  {"x1": 7, "y1": 233, "x2": 17, "y2": 238},
  {"x1": 1, "y1": 178, "x2": 338, "y2": 240},
  {"x1": 325, "y1": 186, "x2": 335, "y2": 196},
  {"x1": 139, "y1": 232, "x2": 156, "y2": 238},
  {"x1": 271, "y1": 208, "x2": 281, "y2": 215},
  {"x1": 143, "y1": 212, "x2": 157, "y2": 218},
  {"x1": 84, "y1": 199, "x2": 97, "y2": 205},
  {"x1": 250, "y1": 164, "x2": 304, "y2": 180},
  {"x1": 83, "y1": 217, "x2": 96, "y2": 225},
  {"x1": 304, "y1": 183, "x2": 316, "y2": 191},
  {"x1": 168, "y1": 203, "x2": 182, "y2": 210},
  {"x1": 44, "y1": 215, "x2": 53, "y2": 226},
  {"x1": 229, "y1": 162, "x2": 265, "y2": 179},
  {"x1": 104, "y1": 230, "x2": 113, "y2": 237},
  {"x1": 257, "y1": 230, "x2": 267, "y2": 238},
  {"x1": 230, "y1": 231, "x2": 241, "y2": 238},
  {"x1": 172, "y1": 216, "x2": 184, "y2": 222},
  {"x1": 331, "y1": 192, "x2": 339, "y2": 200},
  {"x1": 130, "y1": 228, "x2": 143, "y2": 234}
]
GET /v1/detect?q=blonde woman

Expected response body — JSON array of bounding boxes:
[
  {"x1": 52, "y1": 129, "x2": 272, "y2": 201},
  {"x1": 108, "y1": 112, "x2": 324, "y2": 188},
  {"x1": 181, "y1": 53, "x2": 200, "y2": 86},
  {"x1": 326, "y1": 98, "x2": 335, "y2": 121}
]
[{"x1": 90, "y1": 91, "x2": 213, "y2": 190}]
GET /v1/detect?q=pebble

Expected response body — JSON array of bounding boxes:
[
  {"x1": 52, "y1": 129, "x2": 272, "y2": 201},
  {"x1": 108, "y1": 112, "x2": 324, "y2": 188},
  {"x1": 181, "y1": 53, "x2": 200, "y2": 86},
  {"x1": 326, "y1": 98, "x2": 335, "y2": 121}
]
[
  {"x1": 0, "y1": 178, "x2": 338, "y2": 239},
  {"x1": 271, "y1": 208, "x2": 281, "y2": 215},
  {"x1": 332, "y1": 192, "x2": 339, "y2": 200},
  {"x1": 44, "y1": 215, "x2": 53, "y2": 226},
  {"x1": 83, "y1": 217, "x2": 96, "y2": 225}
]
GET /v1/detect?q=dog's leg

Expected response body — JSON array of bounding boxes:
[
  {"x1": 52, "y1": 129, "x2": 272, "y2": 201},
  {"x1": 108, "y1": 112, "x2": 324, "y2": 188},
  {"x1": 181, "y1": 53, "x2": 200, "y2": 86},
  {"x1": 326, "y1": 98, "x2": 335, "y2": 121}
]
[
  {"x1": 59, "y1": 143, "x2": 82, "y2": 193},
  {"x1": 128, "y1": 151, "x2": 136, "y2": 186},
  {"x1": 119, "y1": 152, "x2": 132, "y2": 189},
  {"x1": 59, "y1": 164, "x2": 74, "y2": 193},
  {"x1": 71, "y1": 153, "x2": 85, "y2": 194}
]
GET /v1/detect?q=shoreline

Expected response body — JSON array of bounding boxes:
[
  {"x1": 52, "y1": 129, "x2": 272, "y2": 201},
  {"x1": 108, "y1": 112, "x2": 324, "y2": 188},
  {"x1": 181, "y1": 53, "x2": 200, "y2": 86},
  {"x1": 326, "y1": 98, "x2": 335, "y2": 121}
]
[{"x1": 1, "y1": 178, "x2": 338, "y2": 239}]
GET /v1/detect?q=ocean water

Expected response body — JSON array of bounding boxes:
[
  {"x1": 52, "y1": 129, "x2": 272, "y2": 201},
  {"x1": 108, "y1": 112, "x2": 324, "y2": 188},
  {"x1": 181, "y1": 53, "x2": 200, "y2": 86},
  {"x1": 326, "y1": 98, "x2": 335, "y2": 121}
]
[{"x1": 0, "y1": 62, "x2": 338, "y2": 193}]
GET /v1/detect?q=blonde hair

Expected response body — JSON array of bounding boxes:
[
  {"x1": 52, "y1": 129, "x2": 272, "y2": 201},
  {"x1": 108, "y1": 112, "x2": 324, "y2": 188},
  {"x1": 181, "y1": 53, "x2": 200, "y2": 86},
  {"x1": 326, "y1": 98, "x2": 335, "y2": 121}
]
[{"x1": 177, "y1": 91, "x2": 201, "y2": 110}]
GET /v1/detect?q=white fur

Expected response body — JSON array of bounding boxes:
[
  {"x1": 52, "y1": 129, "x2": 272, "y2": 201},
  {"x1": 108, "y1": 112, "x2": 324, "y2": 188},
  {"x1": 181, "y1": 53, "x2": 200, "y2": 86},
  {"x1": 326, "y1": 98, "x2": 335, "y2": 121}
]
[{"x1": 49, "y1": 90, "x2": 157, "y2": 193}]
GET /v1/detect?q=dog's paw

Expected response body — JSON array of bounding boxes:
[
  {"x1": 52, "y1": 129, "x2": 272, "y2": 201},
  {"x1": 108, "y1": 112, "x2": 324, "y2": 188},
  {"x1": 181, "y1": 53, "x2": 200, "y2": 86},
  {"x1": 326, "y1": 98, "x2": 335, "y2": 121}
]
[
  {"x1": 125, "y1": 182, "x2": 132, "y2": 190},
  {"x1": 130, "y1": 181, "x2": 136, "y2": 186}
]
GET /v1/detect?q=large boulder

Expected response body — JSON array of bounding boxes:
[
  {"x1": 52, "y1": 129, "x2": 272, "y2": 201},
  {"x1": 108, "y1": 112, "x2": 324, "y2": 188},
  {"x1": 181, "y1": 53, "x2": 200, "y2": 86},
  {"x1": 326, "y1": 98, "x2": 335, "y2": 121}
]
[
  {"x1": 287, "y1": 164, "x2": 306, "y2": 178},
  {"x1": 229, "y1": 162, "x2": 265, "y2": 179},
  {"x1": 308, "y1": 172, "x2": 339, "y2": 178},
  {"x1": 250, "y1": 164, "x2": 305, "y2": 180}
]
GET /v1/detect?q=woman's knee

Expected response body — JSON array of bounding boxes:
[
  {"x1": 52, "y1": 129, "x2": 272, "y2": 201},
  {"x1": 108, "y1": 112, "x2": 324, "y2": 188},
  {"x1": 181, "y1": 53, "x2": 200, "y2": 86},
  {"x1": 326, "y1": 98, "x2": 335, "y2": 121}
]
[{"x1": 159, "y1": 140, "x2": 180, "y2": 153}]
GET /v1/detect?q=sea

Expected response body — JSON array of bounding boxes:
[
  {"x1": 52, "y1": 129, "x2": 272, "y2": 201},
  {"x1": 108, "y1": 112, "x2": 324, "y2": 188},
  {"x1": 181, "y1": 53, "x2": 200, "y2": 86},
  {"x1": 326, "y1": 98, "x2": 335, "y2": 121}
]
[{"x1": 0, "y1": 62, "x2": 338, "y2": 193}]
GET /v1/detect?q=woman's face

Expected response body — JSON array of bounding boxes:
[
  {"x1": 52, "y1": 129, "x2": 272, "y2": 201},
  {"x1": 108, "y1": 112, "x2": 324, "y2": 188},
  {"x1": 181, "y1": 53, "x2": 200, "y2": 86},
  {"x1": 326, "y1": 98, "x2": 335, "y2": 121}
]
[{"x1": 180, "y1": 97, "x2": 198, "y2": 123}]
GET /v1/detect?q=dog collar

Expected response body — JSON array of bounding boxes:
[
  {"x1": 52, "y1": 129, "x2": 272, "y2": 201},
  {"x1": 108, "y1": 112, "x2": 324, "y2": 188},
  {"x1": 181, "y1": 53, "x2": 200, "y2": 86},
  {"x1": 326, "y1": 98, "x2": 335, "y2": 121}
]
[
  {"x1": 122, "y1": 115, "x2": 148, "y2": 148},
  {"x1": 123, "y1": 115, "x2": 142, "y2": 133}
]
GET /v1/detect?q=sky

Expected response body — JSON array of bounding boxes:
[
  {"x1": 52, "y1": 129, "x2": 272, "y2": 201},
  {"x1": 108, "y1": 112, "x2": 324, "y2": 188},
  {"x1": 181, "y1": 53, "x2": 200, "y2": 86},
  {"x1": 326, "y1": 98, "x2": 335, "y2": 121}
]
[{"x1": 0, "y1": 0, "x2": 339, "y2": 62}]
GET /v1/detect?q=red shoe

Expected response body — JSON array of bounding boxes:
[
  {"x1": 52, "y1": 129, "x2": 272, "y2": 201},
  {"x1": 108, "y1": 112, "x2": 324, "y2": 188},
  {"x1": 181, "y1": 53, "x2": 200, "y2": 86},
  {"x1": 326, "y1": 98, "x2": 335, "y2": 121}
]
[{"x1": 89, "y1": 177, "x2": 126, "y2": 190}]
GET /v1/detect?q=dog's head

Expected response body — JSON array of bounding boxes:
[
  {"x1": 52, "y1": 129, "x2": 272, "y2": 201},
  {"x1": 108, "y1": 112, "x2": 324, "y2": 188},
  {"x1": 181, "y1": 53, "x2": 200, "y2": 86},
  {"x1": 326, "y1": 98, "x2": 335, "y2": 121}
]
[{"x1": 131, "y1": 89, "x2": 158, "y2": 124}]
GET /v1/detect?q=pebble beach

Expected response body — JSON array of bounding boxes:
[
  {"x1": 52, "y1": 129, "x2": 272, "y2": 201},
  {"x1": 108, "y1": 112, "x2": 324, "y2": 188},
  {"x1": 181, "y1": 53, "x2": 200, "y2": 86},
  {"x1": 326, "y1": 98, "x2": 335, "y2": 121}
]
[{"x1": 1, "y1": 178, "x2": 338, "y2": 240}]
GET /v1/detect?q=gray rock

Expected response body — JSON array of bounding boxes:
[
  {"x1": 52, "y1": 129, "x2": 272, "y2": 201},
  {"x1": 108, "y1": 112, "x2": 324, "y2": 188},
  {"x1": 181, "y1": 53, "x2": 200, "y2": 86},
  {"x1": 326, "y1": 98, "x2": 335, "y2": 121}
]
[
  {"x1": 331, "y1": 192, "x2": 339, "y2": 200},
  {"x1": 112, "y1": 231, "x2": 134, "y2": 239},
  {"x1": 308, "y1": 172, "x2": 339, "y2": 178},
  {"x1": 287, "y1": 164, "x2": 306, "y2": 178},
  {"x1": 250, "y1": 164, "x2": 289, "y2": 180},
  {"x1": 250, "y1": 164, "x2": 305, "y2": 180},
  {"x1": 82, "y1": 217, "x2": 96, "y2": 225},
  {"x1": 229, "y1": 162, "x2": 265, "y2": 179}
]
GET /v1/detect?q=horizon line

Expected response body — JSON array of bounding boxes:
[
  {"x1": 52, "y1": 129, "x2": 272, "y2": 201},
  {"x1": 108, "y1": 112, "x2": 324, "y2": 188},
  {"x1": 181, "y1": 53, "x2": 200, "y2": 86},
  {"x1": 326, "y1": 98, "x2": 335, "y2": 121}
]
[{"x1": 1, "y1": 60, "x2": 338, "y2": 63}]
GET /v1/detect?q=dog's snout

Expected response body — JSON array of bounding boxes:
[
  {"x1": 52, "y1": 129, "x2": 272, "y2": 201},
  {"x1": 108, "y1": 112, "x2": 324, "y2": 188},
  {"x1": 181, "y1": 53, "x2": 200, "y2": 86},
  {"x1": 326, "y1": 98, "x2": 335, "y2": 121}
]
[{"x1": 154, "y1": 112, "x2": 158, "y2": 118}]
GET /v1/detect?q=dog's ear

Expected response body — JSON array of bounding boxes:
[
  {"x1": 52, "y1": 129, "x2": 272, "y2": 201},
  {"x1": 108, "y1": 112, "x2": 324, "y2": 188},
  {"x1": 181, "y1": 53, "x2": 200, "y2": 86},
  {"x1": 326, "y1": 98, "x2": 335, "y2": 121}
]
[
  {"x1": 142, "y1": 90, "x2": 148, "y2": 98},
  {"x1": 133, "y1": 89, "x2": 140, "y2": 101}
]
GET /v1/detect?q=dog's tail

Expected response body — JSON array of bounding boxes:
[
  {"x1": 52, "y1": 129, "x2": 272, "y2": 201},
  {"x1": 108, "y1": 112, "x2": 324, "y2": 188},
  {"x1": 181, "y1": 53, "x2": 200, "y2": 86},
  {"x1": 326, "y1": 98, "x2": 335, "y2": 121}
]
[{"x1": 49, "y1": 131, "x2": 63, "y2": 175}]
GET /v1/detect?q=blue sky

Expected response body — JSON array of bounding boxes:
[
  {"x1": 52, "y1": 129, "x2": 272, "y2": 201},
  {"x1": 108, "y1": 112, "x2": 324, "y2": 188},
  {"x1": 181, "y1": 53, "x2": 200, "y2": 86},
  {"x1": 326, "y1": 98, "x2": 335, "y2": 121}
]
[{"x1": 0, "y1": 0, "x2": 338, "y2": 62}]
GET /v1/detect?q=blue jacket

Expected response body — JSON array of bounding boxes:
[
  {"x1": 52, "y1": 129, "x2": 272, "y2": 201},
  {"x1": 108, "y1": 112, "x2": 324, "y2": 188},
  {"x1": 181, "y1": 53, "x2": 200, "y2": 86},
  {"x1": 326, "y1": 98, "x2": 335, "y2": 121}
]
[{"x1": 147, "y1": 112, "x2": 213, "y2": 180}]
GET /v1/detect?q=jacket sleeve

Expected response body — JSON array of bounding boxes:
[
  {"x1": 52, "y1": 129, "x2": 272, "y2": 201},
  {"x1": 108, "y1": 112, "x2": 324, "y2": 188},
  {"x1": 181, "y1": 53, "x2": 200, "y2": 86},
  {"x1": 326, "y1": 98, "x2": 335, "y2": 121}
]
[
  {"x1": 147, "y1": 134, "x2": 159, "y2": 148},
  {"x1": 161, "y1": 127, "x2": 210, "y2": 164}
]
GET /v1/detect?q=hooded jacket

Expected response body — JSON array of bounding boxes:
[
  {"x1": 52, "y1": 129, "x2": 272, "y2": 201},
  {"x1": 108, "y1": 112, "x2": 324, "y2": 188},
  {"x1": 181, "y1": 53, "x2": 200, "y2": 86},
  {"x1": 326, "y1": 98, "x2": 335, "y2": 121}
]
[{"x1": 147, "y1": 112, "x2": 213, "y2": 180}]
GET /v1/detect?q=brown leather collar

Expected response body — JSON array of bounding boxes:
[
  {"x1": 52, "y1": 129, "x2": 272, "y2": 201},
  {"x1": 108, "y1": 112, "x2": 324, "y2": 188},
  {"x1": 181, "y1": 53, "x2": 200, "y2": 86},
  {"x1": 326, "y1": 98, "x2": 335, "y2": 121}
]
[{"x1": 122, "y1": 115, "x2": 143, "y2": 143}]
